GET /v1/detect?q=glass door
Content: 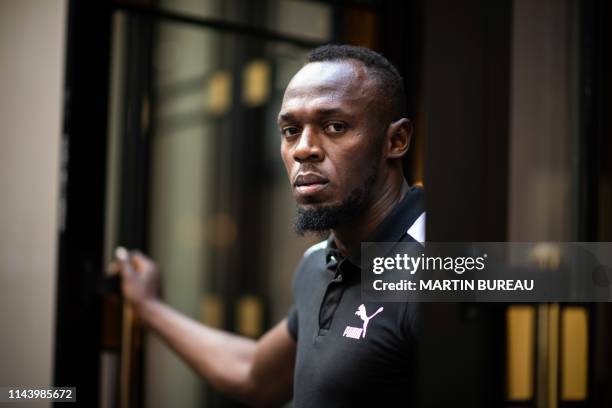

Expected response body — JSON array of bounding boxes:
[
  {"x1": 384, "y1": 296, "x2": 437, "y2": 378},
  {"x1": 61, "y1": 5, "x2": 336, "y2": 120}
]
[{"x1": 103, "y1": 1, "x2": 331, "y2": 407}]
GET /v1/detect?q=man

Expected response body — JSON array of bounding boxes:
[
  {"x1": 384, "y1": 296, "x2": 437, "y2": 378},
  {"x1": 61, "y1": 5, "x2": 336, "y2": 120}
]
[{"x1": 113, "y1": 44, "x2": 424, "y2": 407}]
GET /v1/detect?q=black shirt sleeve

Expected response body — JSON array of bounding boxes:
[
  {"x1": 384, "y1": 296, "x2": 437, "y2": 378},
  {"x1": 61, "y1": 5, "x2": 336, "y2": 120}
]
[{"x1": 286, "y1": 305, "x2": 298, "y2": 340}]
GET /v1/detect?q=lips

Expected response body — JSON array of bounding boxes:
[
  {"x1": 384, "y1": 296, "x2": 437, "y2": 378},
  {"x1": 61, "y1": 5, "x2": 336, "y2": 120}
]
[{"x1": 294, "y1": 172, "x2": 329, "y2": 196}]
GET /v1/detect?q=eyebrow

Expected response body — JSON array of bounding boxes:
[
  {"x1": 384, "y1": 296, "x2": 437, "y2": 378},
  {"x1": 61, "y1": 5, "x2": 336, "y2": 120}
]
[{"x1": 277, "y1": 107, "x2": 347, "y2": 123}]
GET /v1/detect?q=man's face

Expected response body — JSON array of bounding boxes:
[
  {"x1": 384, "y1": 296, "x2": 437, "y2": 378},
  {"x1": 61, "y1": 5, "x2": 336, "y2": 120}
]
[{"x1": 278, "y1": 61, "x2": 385, "y2": 231}]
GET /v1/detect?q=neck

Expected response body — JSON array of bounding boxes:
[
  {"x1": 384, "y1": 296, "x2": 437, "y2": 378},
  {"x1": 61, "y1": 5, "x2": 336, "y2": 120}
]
[{"x1": 331, "y1": 176, "x2": 409, "y2": 257}]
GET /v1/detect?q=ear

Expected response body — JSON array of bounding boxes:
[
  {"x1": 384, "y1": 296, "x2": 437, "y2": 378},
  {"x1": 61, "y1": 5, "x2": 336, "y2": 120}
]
[{"x1": 385, "y1": 118, "x2": 413, "y2": 159}]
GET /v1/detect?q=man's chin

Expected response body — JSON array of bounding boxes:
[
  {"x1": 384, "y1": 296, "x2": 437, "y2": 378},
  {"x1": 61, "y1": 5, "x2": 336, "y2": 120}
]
[
  {"x1": 293, "y1": 164, "x2": 377, "y2": 236},
  {"x1": 294, "y1": 204, "x2": 339, "y2": 236}
]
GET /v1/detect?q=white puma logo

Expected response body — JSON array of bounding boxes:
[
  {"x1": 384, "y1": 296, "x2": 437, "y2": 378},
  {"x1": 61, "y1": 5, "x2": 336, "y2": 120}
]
[
  {"x1": 342, "y1": 304, "x2": 384, "y2": 339},
  {"x1": 355, "y1": 304, "x2": 384, "y2": 338}
]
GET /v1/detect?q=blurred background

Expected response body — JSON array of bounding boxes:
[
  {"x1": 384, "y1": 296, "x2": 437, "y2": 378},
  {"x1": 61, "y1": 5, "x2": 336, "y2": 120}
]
[{"x1": 1, "y1": 0, "x2": 611, "y2": 407}]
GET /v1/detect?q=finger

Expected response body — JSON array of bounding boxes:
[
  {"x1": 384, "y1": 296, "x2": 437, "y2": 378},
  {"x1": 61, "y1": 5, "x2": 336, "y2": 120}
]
[
  {"x1": 130, "y1": 250, "x2": 149, "y2": 272},
  {"x1": 115, "y1": 246, "x2": 135, "y2": 278},
  {"x1": 106, "y1": 260, "x2": 122, "y2": 276},
  {"x1": 115, "y1": 246, "x2": 129, "y2": 262}
]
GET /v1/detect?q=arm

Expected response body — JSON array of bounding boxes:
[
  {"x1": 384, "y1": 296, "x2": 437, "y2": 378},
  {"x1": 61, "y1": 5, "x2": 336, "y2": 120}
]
[{"x1": 111, "y1": 248, "x2": 296, "y2": 407}]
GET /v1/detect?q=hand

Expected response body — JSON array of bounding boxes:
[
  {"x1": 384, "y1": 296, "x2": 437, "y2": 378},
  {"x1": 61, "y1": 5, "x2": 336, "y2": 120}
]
[{"x1": 109, "y1": 247, "x2": 160, "y2": 310}]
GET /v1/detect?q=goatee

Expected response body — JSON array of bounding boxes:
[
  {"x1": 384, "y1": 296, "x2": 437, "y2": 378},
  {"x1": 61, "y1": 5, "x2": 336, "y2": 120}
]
[{"x1": 293, "y1": 165, "x2": 377, "y2": 236}]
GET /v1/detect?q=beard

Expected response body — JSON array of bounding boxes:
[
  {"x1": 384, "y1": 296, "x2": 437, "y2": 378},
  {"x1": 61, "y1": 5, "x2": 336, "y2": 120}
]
[{"x1": 293, "y1": 164, "x2": 378, "y2": 236}]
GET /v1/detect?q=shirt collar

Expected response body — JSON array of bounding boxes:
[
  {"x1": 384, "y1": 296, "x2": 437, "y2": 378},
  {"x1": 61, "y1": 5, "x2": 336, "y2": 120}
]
[{"x1": 324, "y1": 186, "x2": 425, "y2": 269}]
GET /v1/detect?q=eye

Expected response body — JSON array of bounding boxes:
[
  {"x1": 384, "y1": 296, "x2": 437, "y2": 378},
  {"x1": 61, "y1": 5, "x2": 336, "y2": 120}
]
[
  {"x1": 325, "y1": 122, "x2": 346, "y2": 134},
  {"x1": 281, "y1": 126, "x2": 300, "y2": 138}
]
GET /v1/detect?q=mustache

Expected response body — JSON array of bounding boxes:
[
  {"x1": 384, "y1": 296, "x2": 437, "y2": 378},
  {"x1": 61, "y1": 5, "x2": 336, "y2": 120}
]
[{"x1": 295, "y1": 164, "x2": 325, "y2": 176}]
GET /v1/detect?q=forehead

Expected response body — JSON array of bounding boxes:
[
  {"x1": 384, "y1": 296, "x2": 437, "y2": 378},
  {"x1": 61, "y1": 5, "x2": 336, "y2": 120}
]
[{"x1": 279, "y1": 61, "x2": 376, "y2": 117}]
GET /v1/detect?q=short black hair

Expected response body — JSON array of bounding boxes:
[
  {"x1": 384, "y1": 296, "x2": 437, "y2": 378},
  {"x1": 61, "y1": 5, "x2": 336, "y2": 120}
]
[{"x1": 306, "y1": 44, "x2": 407, "y2": 122}]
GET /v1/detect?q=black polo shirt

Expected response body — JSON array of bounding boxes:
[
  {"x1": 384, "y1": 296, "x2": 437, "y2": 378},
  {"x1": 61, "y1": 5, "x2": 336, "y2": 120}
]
[{"x1": 286, "y1": 186, "x2": 425, "y2": 407}]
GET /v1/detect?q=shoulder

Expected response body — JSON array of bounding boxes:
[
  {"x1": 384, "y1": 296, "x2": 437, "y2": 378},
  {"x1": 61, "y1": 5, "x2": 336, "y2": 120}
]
[
  {"x1": 298, "y1": 239, "x2": 327, "y2": 273},
  {"x1": 303, "y1": 239, "x2": 327, "y2": 259},
  {"x1": 292, "y1": 240, "x2": 327, "y2": 290}
]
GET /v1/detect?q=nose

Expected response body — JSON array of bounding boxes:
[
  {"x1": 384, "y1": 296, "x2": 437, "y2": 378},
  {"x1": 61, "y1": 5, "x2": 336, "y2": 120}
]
[{"x1": 293, "y1": 126, "x2": 324, "y2": 163}]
